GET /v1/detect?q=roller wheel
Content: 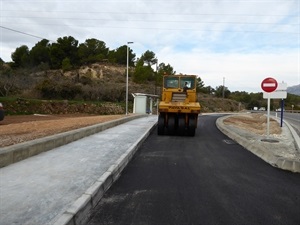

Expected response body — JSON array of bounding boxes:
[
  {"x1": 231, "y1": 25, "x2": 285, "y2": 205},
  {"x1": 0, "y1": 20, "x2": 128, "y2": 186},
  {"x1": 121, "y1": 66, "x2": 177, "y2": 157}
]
[
  {"x1": 157, "y1": 114, "x2": 165, "y2": 135},
  {"x1": 178, "y1": 115, "x2": 185, "y2": 136},
  {"x1": 187, "y1": 115, "x2": 196, "y2": 136},
  {"x1": 168, "y1": 114, "x2": 176, "y2": 135}
]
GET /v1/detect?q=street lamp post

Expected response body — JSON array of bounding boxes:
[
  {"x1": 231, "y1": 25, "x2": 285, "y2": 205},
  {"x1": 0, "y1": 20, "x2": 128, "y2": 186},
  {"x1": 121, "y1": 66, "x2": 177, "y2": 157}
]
[
  {"x1": 155, "y1": 60, "x2": 158, "y2": 95},
  {"x1": 126, "y1": 41, "x2": 133, "y2": 115},
  {"x1": 222, "y1": 77, "x2": 225, "y2": 98}
]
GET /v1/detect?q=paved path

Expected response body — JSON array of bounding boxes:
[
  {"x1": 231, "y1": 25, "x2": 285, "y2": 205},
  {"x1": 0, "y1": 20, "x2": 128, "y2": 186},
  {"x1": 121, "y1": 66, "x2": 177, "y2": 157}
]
[{"x1": 0, "y1": 116, "x2": 157, "y2": 225}]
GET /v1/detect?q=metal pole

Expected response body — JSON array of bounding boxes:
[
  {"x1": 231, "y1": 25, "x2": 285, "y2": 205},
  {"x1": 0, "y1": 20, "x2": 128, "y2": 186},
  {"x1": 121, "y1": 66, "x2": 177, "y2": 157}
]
[
  {"x1": 126, "y1": 42, "x2": 133, "y2": 115},
  {"x1": 126, "y1": 45, "x2": 129, "y2": 115},
  {"x1": 222, "y1": 77, "x2": 225, "y2": 98},
  {"x1": 280, "y1": 99, "x2": 284, "y2": 127},
  {"x1": 155, "y1": 61, "x2": 158, "y2": 95},
  {"x1": 267, "y1": 94, "x2": 270, "y2": 138}
]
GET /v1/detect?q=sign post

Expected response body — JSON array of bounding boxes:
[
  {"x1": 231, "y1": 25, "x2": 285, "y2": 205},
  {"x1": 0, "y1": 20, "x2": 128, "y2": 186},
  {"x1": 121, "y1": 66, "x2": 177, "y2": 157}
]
[
  {"x1": 261, "y1": 77, "x2": 278, "y2": 139},
  {"x1": 263, "y1": 82, "x2": 287, "y2": 128}
]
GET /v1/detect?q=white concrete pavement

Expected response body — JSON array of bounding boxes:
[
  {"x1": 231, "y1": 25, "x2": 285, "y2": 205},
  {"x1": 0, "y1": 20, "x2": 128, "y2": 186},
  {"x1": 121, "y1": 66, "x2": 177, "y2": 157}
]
[{"x1": 0, "y1": 115, "x2": 157, "y2": 225}]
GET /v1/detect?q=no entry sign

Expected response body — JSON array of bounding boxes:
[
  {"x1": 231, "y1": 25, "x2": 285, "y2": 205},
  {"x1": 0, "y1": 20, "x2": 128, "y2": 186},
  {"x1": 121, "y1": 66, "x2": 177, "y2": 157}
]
[
  {"x1": 261, "y1": 77, "x2": 278, "y2": 139},
  {"x1": 261, "y1": 77, "x2": 278, "y2": 93}
]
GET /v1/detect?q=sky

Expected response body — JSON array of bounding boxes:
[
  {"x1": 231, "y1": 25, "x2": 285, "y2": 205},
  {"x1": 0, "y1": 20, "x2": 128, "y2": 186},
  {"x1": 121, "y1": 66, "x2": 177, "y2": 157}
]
[{"x1": 0, "y1": 0, "x2": 299, "y2": 93}]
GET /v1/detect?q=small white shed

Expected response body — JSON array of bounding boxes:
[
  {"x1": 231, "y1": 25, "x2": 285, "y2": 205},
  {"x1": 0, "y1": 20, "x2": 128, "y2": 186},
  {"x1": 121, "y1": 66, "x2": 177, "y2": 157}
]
[{"x1": 132, "y1": 93, "x2": 159, "y2": 114}]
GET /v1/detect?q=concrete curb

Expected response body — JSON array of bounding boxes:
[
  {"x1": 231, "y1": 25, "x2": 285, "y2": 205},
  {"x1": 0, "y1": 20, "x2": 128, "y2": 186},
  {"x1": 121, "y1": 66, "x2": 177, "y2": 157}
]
[
  {"x1": 0, "y1": 114, "x2": 146, "y2": 168},
  {"x1": 216, "y1": 115, "x2": 300, "y2": 173},
  {"x1": 278, "y1": 118, "x2": 300, "y2": 152},
  {"x1": 53, "y1": 120, "x2": 157, "y2": 225}
]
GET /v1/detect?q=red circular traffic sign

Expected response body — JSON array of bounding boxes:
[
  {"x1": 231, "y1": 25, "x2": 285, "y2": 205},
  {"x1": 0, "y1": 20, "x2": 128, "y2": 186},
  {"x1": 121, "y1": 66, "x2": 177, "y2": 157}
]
[{"x1": 261, "y1": 77, "x2": 278, "y2": 93}]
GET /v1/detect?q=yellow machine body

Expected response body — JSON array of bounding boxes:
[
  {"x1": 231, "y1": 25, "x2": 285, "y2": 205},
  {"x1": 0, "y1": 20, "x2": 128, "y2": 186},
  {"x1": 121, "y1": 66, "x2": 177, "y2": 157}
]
[{"x1": 157, "y1": 75, "x2": 201, "y2": 136}]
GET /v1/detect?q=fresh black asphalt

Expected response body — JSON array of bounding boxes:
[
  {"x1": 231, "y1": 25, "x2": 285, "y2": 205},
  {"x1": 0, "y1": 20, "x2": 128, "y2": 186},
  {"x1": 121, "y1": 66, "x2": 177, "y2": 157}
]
[{"x1": 86, "y1": 114, "x2": 300, "y2": 225}]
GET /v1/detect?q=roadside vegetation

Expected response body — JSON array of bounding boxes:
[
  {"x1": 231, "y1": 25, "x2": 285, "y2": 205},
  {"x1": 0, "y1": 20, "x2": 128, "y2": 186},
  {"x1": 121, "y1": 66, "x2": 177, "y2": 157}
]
[{"x1": 0, "y1": 36, "x2": 299, "y2": 115}]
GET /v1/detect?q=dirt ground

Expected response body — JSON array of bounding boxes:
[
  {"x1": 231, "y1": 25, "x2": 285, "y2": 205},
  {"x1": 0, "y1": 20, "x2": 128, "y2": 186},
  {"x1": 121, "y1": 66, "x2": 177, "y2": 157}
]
[
  {"x1": 0, "y1": 114, "x2": 127, "y2": 147},
  {"x1": 223, "y1": 113, "x2": 281, "y2": 135},
  {"x1": 0, "y1": 113, "x2": 280, "y2": 148}
]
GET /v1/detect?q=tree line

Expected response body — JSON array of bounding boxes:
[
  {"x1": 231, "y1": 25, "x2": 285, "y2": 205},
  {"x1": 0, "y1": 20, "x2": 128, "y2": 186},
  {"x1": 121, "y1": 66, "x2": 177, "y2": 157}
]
[
  {"x1": 4, "y1": 36, "x2": 135, "y2": 69},
  {"x1": 0, "y1": 35, "x2": 299, "y2": 110},
  {"x1": 1, "y1": 36, "x2": 178, "y2": 84}
]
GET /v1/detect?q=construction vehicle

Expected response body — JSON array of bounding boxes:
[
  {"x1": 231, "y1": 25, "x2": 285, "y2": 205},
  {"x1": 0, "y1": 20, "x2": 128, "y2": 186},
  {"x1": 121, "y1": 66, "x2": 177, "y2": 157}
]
[{"x1": 157, "y1": 74, "x2": 201, "y2": 136}]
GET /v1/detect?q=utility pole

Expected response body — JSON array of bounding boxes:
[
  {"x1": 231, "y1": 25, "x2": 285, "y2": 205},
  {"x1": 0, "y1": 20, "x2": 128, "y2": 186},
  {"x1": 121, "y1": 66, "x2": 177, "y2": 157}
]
[
  {"x1": 222, "y1": 77, "x2": 225, "y2": 98},
  {"x1": 155, "y1": 60, "x2": 158, "y2": 95},
  {"x1": 126, "y1": 41, "x2": 133, "y2": 115}
]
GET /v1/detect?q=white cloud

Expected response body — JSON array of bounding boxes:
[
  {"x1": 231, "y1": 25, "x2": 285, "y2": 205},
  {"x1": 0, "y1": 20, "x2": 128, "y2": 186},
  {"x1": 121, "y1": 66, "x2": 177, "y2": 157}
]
[
  {"x1": 158, "y1": 49, "x2": 299, "y2": 92},
  {"x1": 0, "y1": 0, "x2": 299, "y2": 92}
]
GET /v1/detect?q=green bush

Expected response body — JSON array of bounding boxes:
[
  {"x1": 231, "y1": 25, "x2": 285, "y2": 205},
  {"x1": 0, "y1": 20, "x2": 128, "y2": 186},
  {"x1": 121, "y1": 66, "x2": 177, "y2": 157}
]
[
  {"x1": 62, "y1": 57, "x2": 72, "y2": 72},
  {"x1": 35, "y1": 79, "x2": 82, "y2": 99}
]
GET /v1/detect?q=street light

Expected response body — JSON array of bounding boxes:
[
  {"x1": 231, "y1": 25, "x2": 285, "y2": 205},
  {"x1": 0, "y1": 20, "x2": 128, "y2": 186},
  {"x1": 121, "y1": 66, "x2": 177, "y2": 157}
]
[{"x1": 126, "y1": 41, "x2": 134, "y2": 115}]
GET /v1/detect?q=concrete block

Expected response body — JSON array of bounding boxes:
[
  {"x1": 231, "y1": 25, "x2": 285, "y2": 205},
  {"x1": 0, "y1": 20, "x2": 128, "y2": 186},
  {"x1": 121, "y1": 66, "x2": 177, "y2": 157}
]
[
  {"x1": 253, "y1": 148, "x2": 265, "y2": 158},
  {"x1": 96, "y1": 126, "x2": 105, "y2": 132},
  {"x1": 98, "y1": 171, "x2": 113, "y2": 191},
  {"x1": 107, "y1": 164, "x2": 118, "y2": 173},
  {"x1": 281, "y1": 160, "x2": 294, "y2": 171},
  {"x1": 28, "y1": 144, "x2": 43, "y2": 157},
  {"x1": 264, "y1": 154, "x2": 279, "y2": 166},
  {"x1": 66, "y1": 194, "x2": 91, "y2": 214},
  {"x1": 293, "y1": 161, "x2": 300, "y2": 173},
  {"x1": 64, "y1": 135, "x2": 74, "y2": 144},
  {"x1": 13, "y1": 147, "x2": 29, "y2": 163},
  {"x1": 73, "y1": 132, "x2": 83, "y2": 141},
  {"x1": 66, "y1": 194, "x2": 92, "y2": 225},
  {"x1": 85, "y1": 181, "x2": 104, "y2": 207},
  {"x1": 43, "y1": 138, "x2": 56, "y2": 151},
  {"x1": 89, "y1": 127, "x2": 98, "y2": 135},
  {"x1": 116, "y1": 153, "x2": 129, "y2": 172},
  {"x1": 107, "y1": 164, "x2": 120, "y2": 181},
  {"x1": 275, "y1": 158, "x2": 285, "y2": 168},
  {"x1": 54, "y1": 136, "x2": 65, "y2": 147},
  {"x1": 0, "y1": 151, "x2": 12, "y2": 167},
  {"x1": 52, "y1": 213, "x2": 74, "y2": 225},
  {"x1": 125, "y1": 148, "x2": 134, "y2": 161}
]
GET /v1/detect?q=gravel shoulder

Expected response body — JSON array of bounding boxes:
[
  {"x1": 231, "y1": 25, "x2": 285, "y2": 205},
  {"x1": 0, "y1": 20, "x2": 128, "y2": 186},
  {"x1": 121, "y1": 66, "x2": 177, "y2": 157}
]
[
  {"x1": 0, "y1": 114, "x2": 127, "y2": 147},
  {"x1": 223, "y1": 113, "x2": 281, "y2": 135}
]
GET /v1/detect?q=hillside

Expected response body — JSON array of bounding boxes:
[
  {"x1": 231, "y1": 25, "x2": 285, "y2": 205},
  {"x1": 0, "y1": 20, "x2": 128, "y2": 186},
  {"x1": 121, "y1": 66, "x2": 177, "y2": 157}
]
[
  {"x1": 287, "y1": 84, "x2": 300, "y2": 96},
  {"x1": 28, "y1": 62, "x2": 157, "y2": 98},
  {"x1": 198, "y1": 95, "x2": 244, "y2": 112},
  {"x1": 0, "y1": 62, "x2": 244, "y2": 115}
]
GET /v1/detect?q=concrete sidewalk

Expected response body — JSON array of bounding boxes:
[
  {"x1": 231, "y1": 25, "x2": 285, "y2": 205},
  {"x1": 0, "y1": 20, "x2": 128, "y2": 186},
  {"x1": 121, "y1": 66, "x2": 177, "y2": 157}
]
[{"x1": 0, "y1": 115, "x2": 157, "y2": 225}]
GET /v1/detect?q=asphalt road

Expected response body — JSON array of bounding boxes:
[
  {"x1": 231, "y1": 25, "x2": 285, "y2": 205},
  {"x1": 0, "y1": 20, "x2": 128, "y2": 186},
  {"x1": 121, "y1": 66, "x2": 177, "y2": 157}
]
[
  {"x1": 272, "y1": 111, "x2": 300, "y2": 135},
  {"x1": 86, "y1": 114, "x2": 300, "y2": 225}
]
